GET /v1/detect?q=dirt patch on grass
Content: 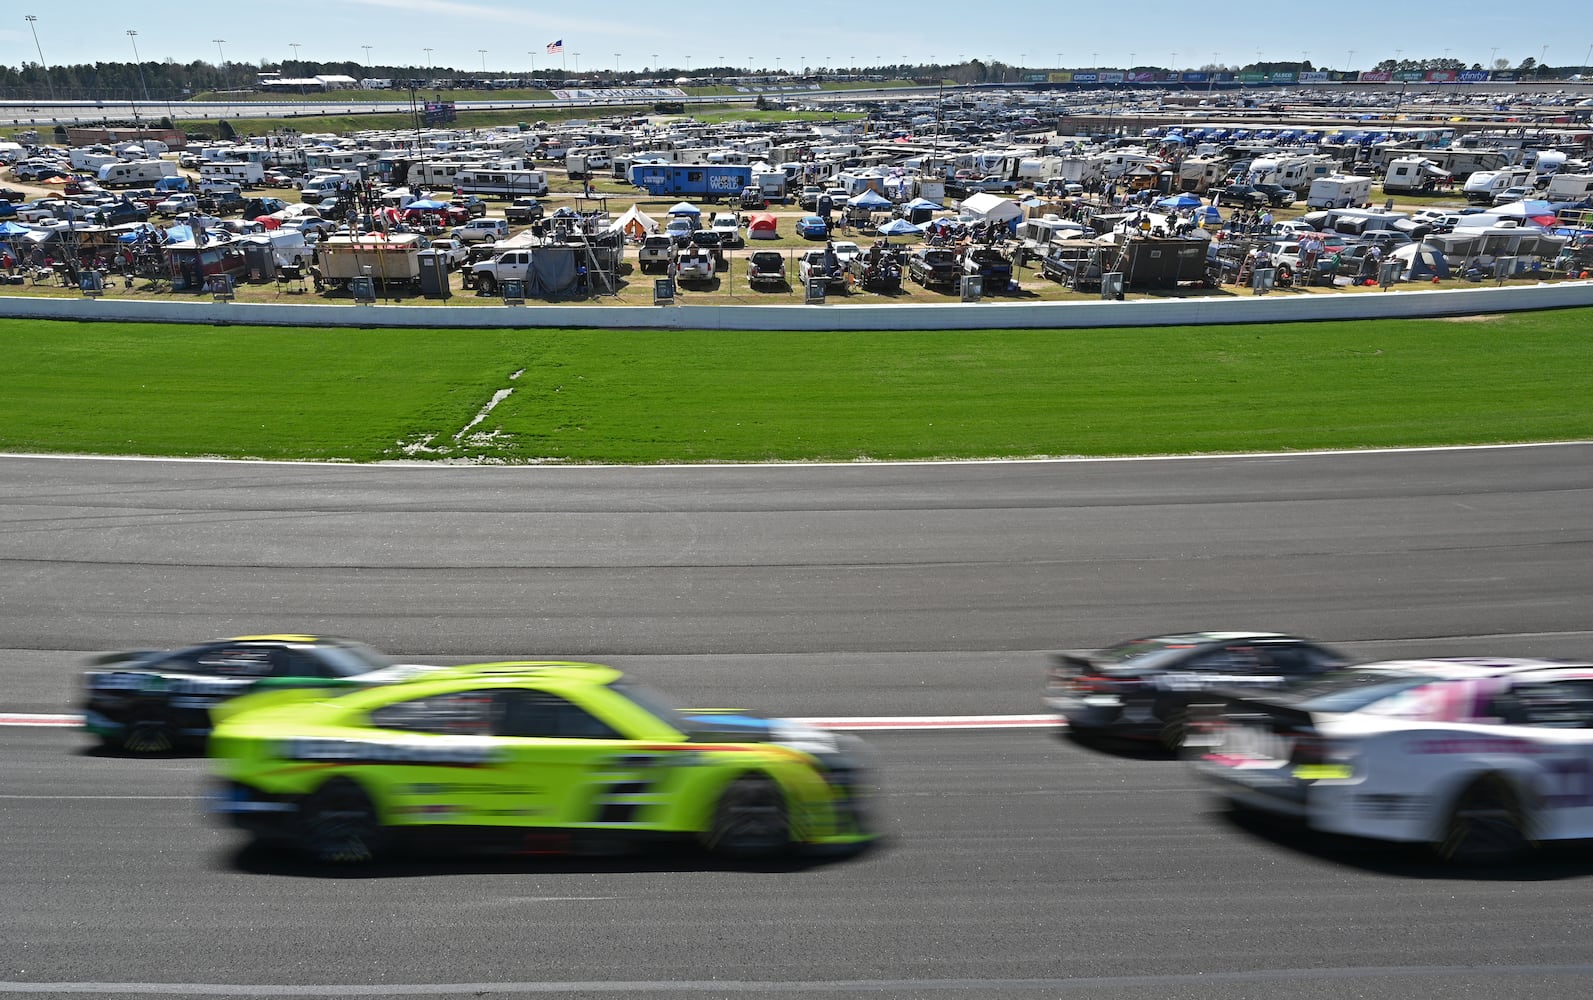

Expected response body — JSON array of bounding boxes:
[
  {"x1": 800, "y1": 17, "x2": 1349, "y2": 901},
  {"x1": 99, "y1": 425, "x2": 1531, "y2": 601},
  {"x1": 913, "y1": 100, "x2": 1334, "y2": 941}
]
[{"x1": 1436, "y1": 313, "x2": 1507, "y2": 323}]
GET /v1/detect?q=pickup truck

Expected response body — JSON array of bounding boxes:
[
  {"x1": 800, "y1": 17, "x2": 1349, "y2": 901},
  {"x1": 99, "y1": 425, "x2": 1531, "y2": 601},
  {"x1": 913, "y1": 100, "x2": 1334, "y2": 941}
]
[
  {"x1": 505, "y1": 197, "x2": 545, "y2": 224},
  {"x1": 92, "y1": 200, "x2": 150, "y2": 225},
  {"x1": 907, "y1": 248, "x2": 961, "y2": 289},
  {"x1": 1214, "y1": 184, "x2": 1271, "y2": 209},
  {"x1": 798, "y1": 249, "x2": 844, "y2": 290},
  {"x1": 15, "y1": 200, "x2": 60, "y2": 223},
  {"x1": 469, "y1": 249, "x2": 534, "y2": 295},
  {"x1": 962, "y1": 247, "x2": 1012, "y2": 289},
  {"x1": 156, "y1": 194, "x2": 200, "y2": 217},
  {"x1": 637, "y1": 235, "x2": 675, "y2": 272},
  {"x1": 1251, "y1": 183, "x2": 1298, "y2": 208},
  {"x1": 426, "y1": 238, "x2": 470, "y2": 270},
  {"x1": 966, "y1": 176, "x2": 1017, "y2": 194},
  {"x1": 746, "y1": 250, "x2": 786, "y2": 288}
]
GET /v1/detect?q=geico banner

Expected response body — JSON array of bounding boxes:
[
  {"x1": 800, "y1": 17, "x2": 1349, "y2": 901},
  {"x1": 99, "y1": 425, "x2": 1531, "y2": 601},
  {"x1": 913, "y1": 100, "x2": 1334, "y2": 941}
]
[{"x1": 551, "y1": 87, "x2": 688, "y2": 100}]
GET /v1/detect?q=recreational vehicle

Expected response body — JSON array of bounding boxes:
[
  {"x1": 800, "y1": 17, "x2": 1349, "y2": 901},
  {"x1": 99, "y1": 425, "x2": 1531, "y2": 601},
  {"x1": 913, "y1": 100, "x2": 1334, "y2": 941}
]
[
  {"x1": 199, "y1": 161, "x2": 266, "y2": 188},
  {"x1": 1463, "y1": 168, "x2": 1531, "y2": 205},
  {"x1": 1305, "y1": 174, "x2": 1372, "y2": 209},
  {"x1": 97, "y1": 160, "x2": 179, "y2": 187},
  {"x1": 451, "y1": 168, "x2": 549, "y2": 198},
  {"x1": 1381, "y1": 156, "x2": 1451, "y2": 195}
]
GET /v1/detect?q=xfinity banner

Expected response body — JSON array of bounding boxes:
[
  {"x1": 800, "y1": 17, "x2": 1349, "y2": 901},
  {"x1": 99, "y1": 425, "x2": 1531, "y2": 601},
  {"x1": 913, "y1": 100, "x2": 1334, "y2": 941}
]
[
  {"x1": 551, "y1": 86, "x2": 688, "y2": 101},
  {"x1": 1458, "y1": 70, "x2": 1491, "y2": 82}
]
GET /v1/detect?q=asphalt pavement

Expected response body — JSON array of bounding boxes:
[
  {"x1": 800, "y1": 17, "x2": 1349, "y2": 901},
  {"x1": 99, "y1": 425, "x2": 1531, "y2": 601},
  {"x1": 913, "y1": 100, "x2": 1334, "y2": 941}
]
[{"x1": 1, "y1": 445, "x2": 1592, "y2": 997}]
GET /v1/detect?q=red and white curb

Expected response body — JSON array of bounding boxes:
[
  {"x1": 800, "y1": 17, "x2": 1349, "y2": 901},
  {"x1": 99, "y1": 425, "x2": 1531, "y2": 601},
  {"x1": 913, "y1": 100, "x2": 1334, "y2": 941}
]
[{"x1": 2, "y1": 712, "x2": 1059, "y2": 732}]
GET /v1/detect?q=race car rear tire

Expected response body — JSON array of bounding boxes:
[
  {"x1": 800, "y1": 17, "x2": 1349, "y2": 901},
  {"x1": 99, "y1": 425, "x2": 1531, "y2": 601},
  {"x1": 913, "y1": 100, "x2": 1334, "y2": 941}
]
[
  {"x1": 298, "y1": 779, "x2": 385, "y2": 864},
  {"x1": 120, "y1": 714, "x2": 180, "y2": 754},
  {"x1": 1435, "y1": 776, "x2": 1531, "y2": 864},
  {"x1": 1158, "y1": 706, "x2": 1190, "y2": 753},
  {"x1": 704, "y1": 775, "x2": 790, "y2": 859}
]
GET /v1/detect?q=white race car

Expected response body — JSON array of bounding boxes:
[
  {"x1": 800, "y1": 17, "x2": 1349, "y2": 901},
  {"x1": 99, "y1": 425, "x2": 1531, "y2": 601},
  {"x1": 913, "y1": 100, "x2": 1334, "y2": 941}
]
[{"x1": 1196, "y1": 658, "x2": 1593, "y2": 862}]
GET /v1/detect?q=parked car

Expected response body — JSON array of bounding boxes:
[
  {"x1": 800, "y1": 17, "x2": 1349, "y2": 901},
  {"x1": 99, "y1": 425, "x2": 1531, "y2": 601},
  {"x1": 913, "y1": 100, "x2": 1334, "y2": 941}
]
[
  {"x1": 450, "y1": 195, "x2": 488, "y2": 218},
  {"x1": 0, "y1": 186, "x2": 27, "y2": 202},
  {"x1": 1044, "y1": 631, "x2": 1347, "y2": 751},
  {"x1": 746, "y1": 250, "x2": 787, "y2": 288},
  {"x1": 637, "y1": 235, "x2": 675, "y2": 272},
  {"x1": 796, "y1": 215, "x2": 830, "y2": 239},
  {"x1": 426, "y1": 237, "x2": 470, "y2": 269},
  {"x1": 664, "y1": 217, "x2": 696, "y2": 244},
  {"x1": 1492, "y1": 185, "x2": 1533, "y2": 206},
  {"x1": 967, "y1": 175, "x2": 1017, "y2": 194},
  {"x1": 505, "y1": 197, "x2": 545, "y2": 224},
  {"x1": 452, "y1": 217, "x2": 510, "y2": 243},
  {"x1": 798, "y1": 186, "x2": 824, "y2": 211},
  {"x1": 798, "y1": 249, "x2": 844, "y2": 290},
  {"x1": 156, "y1": 194, "x2": 200, "y2": 217},
  {"x1": 674, "y1": 245, "x2": 716, "y2": 283},
  {"x1": 1251, "y1": 183, "x2": 1298, "y2": 208}
]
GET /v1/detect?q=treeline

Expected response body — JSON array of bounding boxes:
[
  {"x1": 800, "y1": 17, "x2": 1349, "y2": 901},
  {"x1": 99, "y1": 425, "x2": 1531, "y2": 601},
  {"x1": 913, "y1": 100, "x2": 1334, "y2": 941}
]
[{"x1": 0, "y1": 61, "x2": 458, "y2": 101}]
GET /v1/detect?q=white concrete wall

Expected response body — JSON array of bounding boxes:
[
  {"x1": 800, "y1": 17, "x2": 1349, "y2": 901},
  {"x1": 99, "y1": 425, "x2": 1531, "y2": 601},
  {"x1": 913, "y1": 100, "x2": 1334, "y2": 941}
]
[{"x1": 2, "y1": 281, "x2": 1590, "y2": 331}]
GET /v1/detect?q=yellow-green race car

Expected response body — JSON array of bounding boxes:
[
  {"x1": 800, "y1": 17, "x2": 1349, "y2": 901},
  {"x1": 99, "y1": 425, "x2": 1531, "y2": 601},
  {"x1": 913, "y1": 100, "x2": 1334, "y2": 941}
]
[{"x1": 208, "y1": 661, "x2": 874, "y2": 862}]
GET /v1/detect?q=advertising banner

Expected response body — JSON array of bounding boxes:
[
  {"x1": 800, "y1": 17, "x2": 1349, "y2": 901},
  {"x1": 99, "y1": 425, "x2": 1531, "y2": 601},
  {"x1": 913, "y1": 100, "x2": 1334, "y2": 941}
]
[
  {"x1": 1128, "y1": 71, "x2": 1156, "y2": 83},
  {"x1": 1238, "y1": 72, "x2": 1265, "y2": 83},
  {"x1": 1426, "y1": 70, "x2": 1458, "y2": 82},
  {"x1": 1098, "y1": 71, "x2": 1125, "y2": 83},
  {"x1": 1049, "y1": 71, "x2": 1074, "y2": 83},
  {"x1": 1394, "y1": 71, "x2": 1427, "y2": 82},
  {"x1": 1071, "y1": 72, "x2": 1097, "y2": 84},
  {"x1": 1492, "y1": 70, "x2": 1518, "y2": 81},
  {"x1": 1268, "y1": 71, "x2": 1298, "y2": 83},
  {"x1": 1181, "y1": 71, "x2": 1209, "y2": 83},
  {"x1": 1458, "y1": 69, "x2": 1491, "y2": 82},
  {"x1": 1298, "y1": 71, "x2": 1329, "y2": 83},
  {"x1": 1358, "y1": 70, "x2": 1393, "y2": 82},
  {"x1": 550, "y1": 86, "x2": 689, "y2": 101}
]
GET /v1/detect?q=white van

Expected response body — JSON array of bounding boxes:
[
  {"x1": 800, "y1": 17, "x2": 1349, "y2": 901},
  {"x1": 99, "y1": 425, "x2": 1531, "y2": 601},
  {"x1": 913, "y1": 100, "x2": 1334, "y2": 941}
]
[{"x1": 299, "y1": 175, "x2": 351, "y2": 204}]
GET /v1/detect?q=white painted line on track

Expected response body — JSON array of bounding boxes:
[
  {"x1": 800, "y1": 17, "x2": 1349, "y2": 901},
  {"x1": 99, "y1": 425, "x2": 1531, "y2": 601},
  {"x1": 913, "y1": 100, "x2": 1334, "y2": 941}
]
[{"x1": 2, "y1": 712, "x2": 1058, "y2": 732}]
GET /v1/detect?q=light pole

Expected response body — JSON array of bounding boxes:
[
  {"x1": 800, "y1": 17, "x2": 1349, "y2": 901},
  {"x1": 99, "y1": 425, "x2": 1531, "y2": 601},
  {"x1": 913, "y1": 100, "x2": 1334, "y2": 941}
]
[
  {"x1": 24, "y1": 16, "x2": 56, "y2": 102},
  {"x1": 214, "y1": 38, "x2": 227, "y2": 63},
  {"x1": 362, "y1": 45, "x2": 372, "y2": 66},
  {"x1": 1489, "y1": 46, "x2": 1498, "y2": 69},
  {"x1": 1346, "y1": 49, "x2": 1355, "y2": 74},
  {"x1": 479, "y1": 49, "x2": 488, "y2": 74},
  {"x1": 424, "y1": 47, "x2": 433, "y2": 70},
  {"x1": 289, "y1": 42, "x2": 301, "y2": 64},
  {"x1": 526, "y1": 50, "x2": 536, "y2": 76},
  {"x1": 616, "y1": 53, "x2": 622, "y2": 75},
  {"x1": 126, "y1": 29, "x2": 148, "y2": 130},
  {"x1": 574, "y1": 52, "x2": 581, "y2": 74}
]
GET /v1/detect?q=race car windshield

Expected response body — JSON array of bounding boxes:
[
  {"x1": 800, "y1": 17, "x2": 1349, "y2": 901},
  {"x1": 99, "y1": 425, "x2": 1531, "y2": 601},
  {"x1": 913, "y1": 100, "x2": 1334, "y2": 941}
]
[
  {"x1": 315, "y1": 642, "x2": 395, "y2": 678},
  {"x1": 1287, "y1": 671, "x2": 1436, "y2": 713},
  {"x1": 1093, "y1": 637, "x2": 1204, "y2": 671}
]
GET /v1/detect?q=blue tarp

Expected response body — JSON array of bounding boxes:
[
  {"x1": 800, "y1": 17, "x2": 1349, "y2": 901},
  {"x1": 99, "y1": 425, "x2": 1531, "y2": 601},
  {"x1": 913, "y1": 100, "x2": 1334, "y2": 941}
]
[
  {"x1": 405, "y1": 199, "x2": 447, "y2": 210},
  {"x1": 164, "y1": 225, "x2": 193, "y2": 242}
]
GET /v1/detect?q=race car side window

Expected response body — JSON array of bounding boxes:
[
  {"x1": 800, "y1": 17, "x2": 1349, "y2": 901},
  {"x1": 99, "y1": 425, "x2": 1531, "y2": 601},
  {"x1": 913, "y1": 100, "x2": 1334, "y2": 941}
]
[
  {"x1": 370, "y1": 692, "x2": 495, "y2": 735},
  {"x1": 199, "y1": 646, "x2": 273, "y2": 677},
  {"x1": 271, "y1": 648, "x2": 330, "y2": 679},
  {"x1": 1499, "y1": 681, "x2": 1593, "y2": 728},
  {"x1": 492, "y1": 691, "x2": 620, "y2": 740}
]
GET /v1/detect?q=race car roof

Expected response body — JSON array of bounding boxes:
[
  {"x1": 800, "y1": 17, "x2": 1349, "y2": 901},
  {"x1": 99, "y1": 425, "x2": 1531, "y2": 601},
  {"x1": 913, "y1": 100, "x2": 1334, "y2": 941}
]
[{"x1": 1349, "y1": 657, "x2": 1590, "y2": 680}]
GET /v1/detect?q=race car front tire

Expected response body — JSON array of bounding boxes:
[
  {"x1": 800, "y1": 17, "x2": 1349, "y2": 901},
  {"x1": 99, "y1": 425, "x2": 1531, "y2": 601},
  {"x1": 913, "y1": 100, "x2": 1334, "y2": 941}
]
[
  {"x1": 297, "y1": 778, "x2": 386, "y2": 864},
  {"x1": 704, "y1": 774, "x2": 790, "y2": 859}
]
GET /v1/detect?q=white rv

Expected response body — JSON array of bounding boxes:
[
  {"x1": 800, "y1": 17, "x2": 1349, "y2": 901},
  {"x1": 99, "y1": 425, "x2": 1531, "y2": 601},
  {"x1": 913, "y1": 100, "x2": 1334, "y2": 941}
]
[
  {"x1": 1545, "y1": 173, "x2": 1593, "y2": 203},
  {"x1": 96, "y1": 159, "x2": 179, "y2": 187},
  {"x1": 1463, "y1": 168, "x2": 1530, "y2": 205},
  {"x1": 199, "y1": 161, "x2": 266, "y2": 187},
  {"x1": 1381, "y1": 156, "x2": 1451, "y2": 195},
  {"x1": 1306, "y1": 174, "x2": 1373, "y2": 209},
  {"x1": 451, "y1": 168, "x2": 549, "y2": 198}
]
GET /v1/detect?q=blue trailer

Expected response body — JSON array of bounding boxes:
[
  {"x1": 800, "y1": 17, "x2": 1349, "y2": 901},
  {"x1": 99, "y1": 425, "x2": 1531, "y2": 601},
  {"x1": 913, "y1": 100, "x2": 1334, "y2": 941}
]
[{"x1": 628, "y1": 163, "x2": 752, "y2": 198}]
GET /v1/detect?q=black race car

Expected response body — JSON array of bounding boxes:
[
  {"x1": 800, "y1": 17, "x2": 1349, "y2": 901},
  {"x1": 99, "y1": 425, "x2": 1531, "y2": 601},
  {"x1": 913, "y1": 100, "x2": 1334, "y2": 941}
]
[
  {"x1": 1044, "y1": 631, "x2": 1347, "y2": 750},
  {"x1": 81, "y1": 634, "x2": 435, "y2": 753}
]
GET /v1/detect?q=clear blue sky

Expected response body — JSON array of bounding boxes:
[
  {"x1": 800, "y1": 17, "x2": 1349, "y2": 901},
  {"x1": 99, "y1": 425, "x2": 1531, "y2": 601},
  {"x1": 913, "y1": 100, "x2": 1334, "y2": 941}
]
[{"x1": 1, "y1": 1, "x2": 1583, "y2": 75}]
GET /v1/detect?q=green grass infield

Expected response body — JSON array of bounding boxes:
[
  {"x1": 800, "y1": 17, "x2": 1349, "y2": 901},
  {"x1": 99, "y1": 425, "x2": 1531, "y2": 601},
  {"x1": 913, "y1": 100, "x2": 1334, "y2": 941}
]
[{"x1": 1, "y1": 310, "x2": 1589, "y2": 463}]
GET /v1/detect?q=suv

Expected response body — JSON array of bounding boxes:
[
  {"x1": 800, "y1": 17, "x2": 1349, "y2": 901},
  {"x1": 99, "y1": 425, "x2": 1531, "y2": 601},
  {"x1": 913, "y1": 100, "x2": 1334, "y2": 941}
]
[
  {"x1": 798, "y1": 185, "x2": 825, "y2": 211},
  {"x1": 452, "y1": 217, "x2": 510, "y2": 243},
  {"x1": 637, "y1": 235, "x2": 675, "y2": 272},
  {"x1": 674, "y1": 246, "x2": 715, "y2": 283}
]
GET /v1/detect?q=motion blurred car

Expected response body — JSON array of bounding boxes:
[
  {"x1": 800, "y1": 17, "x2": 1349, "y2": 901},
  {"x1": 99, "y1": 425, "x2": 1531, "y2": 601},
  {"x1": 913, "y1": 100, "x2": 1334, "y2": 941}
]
[
  {"x1": 1197, "y1": 658, "x2": 1593, "y2": 862},
  {"x1": 81, "y1": 635, "x2": 434, "y2": 753},
  {"x1": 1045, "y1": 632, "x2": 1347, "y2": 750},
  {"x1": 208, "y1": 661, "x2": 875, "y2": 862}
]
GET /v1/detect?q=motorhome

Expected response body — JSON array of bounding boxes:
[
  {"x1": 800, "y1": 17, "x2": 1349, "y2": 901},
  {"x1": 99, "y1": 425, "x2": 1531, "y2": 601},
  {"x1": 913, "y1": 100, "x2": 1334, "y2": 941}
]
[
  {"x1": 96, "y1": 160, "x2": 179, "y2": 187},
  {"x1": 69, "y1": 148, "x2": 120, "y2": 172},
  {"x1": 303, "y1": 150, "x2": 374, "y2": 176},
  {"x1": 451, "y1": 167, "x2": 549, "y2": 198},
  {"x1": 1305, "y1": 174, "x2": 1373, "y2": 209},
  {"x1": 1247, "y1": 154, "x2": 1337, "y2": 193}
]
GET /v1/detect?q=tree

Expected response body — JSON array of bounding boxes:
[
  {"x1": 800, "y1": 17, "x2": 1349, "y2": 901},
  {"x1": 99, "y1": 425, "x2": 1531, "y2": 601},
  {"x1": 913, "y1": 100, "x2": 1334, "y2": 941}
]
[{"x1": 218, "y1": 119, "x2": 236, "y2": 140}]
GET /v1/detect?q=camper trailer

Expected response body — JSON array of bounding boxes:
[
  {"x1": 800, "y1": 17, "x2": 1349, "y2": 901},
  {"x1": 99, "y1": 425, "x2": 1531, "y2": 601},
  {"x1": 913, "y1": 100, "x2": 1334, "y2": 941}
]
[
  {"x1": 96, "y1": 160, "x2": 179, "y2": 187},
  {"x1": 199, "y1": 161, "x2": 266, "y2": 188},
  {"x1": 1464, "y1": 168, "x2": 1531, "y2": 205},
  {"x1": 627, "y1": 163, "x2": 753, "y2": 198},
  {"x1": 1306, "y1": 174, "x2": 1373, "y2": 209},
  {"x1": 1545, "y1": 173, "x2": 1593, "y2": 204},
  {"x1": 1381, "y1": 156, "x2": 1452, "y2": 195},
  {"x1": 451, "y1": 167, "x2": 549, "y2": 198},
  {"x1": 69, "y1": 148, "x2": 120, "y2": 172}
]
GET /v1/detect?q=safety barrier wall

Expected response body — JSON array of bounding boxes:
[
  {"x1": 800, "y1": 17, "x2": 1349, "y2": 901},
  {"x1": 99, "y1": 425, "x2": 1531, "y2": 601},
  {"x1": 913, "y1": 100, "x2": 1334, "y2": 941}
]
[{"x1": 1, "y1": 281, "x2": 1591, "y2": 332}]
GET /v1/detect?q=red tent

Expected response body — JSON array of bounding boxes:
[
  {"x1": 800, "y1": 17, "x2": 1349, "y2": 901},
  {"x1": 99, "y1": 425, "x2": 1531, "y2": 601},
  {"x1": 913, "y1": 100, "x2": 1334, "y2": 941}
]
[{"x1": 747, "y1": 212, "x2": 778, "y2": 240}]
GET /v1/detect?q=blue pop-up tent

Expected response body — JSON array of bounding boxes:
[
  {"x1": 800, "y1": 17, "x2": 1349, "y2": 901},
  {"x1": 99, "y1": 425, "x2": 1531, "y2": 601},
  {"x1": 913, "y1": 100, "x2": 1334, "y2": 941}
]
[
  {"x1": 849, "y1": 189, "x2": 892, "y2": 210},
  {"x1": 0, "y1": 220, "x2": 30, "y2": 236},
  {"x1": 1156, "y1": 193, "x2": 1202, "y2": 210},
  {"x1": 878, "y1": 218, "x2": 922, "y2": 236}
]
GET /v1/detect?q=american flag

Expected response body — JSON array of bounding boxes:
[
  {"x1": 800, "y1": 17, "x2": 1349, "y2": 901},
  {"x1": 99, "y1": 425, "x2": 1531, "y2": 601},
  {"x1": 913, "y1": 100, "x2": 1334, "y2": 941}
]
[{"x1": 546, "y1": 40, "x2": 563, "y2": 54}]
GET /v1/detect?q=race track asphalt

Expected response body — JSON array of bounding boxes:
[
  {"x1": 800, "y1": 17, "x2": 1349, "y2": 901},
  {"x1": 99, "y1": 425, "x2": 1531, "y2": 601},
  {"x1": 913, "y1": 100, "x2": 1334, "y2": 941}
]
[{"x1": 2, "y1": 444, "x2": 1592, "y2": 997}]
